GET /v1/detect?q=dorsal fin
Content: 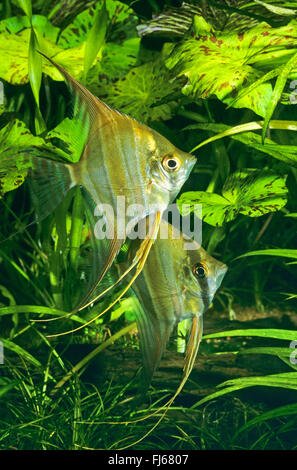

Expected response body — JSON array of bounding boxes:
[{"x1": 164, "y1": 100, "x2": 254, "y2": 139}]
[{"x1": 38, "y1": 52, "x2": 118, "y2": 162}]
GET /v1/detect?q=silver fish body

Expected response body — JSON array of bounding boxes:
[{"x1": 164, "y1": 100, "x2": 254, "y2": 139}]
[{"x1": 116, "y1": 219, "x2": 227, "y2": 386}]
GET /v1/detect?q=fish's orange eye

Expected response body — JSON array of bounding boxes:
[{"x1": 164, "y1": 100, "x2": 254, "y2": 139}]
[
  {"x1": 162, "y1": 155, "x2": 181, "y2": 172},
  {"x1": 193, "y1": 263, "x2": 208, "y2": 279}
]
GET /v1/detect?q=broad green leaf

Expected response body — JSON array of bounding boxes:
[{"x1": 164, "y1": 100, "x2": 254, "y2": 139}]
[
  {"x1": 0, "y1": 119, "x2": 44, "y2": 196},
  {"x1": 45, "y1": 118, "x2": 86, "y2": 163},
  {"x1": 166, "y1": 16, "x2": 297, "y2": 116},
  {"x1": 58, "y1": 0, "x2": 137, "y2": 48},
  {"x1": 94, "y1": 59, "x2": 184, "y2": 123},
  {"x1": 178, "y1": 192, "x2": 234, "y2": 227},
  {"x1": 222, "y1": 169, "x2": 288, "y2": 217},
  {"x1": 227, "y1": 66, "x2": 283, "y2": 110},
  {"x1": 177, "y1": 169, "x2": 288, "y2": 227},
  {"x1": 0, "y1": 119, "x2": 44, "y2": 155},
  {"x1": 0, "y1": 28, "x2": 86, "y2": 85},
  {"x1": 0, "y1": 14, "x2": 59, "y2": 39},
  {"x1": 0, "y1": 166, "x2": 27, "y2": 198},
  {"x1": 88, "y1": 37, "x2": 141, "y2": 82}
]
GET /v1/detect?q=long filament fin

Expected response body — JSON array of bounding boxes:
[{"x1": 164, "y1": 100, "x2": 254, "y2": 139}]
[{"x1": 46, "y1": 212, "x2": 161, "y2": 338}]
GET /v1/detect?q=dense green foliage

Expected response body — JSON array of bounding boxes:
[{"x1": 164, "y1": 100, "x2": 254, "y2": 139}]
[{"x1": 0, "y1": 0, "x2": 296, "y2": 450}]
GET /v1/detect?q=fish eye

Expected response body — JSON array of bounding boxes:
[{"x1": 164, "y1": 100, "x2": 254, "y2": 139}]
[
  {"x1": 162, "y1": 155, "x2": 181, "y2": 172},
  {"x1": 193, "y1": 263, "x2": 208, "y2": 279}
]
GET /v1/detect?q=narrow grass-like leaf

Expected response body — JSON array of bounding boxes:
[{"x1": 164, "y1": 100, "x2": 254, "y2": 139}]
[
  {"x1": 237, "y1": 346, "x2": 294, "y2": 359},
  {"x1": 0, "y1": 338, "x2": 41, "y2": 367},
  {"x1": 227, "y1": 66, "x2": 283, "y2": 110},
  {"x1": 203, "y1": 328, "x2": 297, "y2": 341},
  {"x1": 28, "y1": 28, "x2": 45, "y2": 133},
  {"x1": 0, "y1": 305, "x2": 84, "y2": 323},
  {"x1": 83, "y1": 1, "x2": 107, "y2": 81},
  {"x1": 193, "y1": 372, "x2": 297, "y2": 409},
  {"x1": 52, "y1": 322, "x2": 137, "y2": 392},
  {"x1": 17, "y1": 0, "x2": 32, "y2": 21},
  {"x1": 0, "y1": 380, "x2": 19, "y2": 398},
  {"x1": 254, "y1": 0, "x2": 297, "y2": 16},
  {"x1": 188, "y1": 120, "x2": 297, "y2": 153},
  {"x1": 262, "y1": 50, "x2": 297, "y2": 142},
  {"x1": 236, "y1": 249, "x2": 297, "y2": 260},
  {"x1": 234, "y1": 402, "x2": 297, "y2": 438},
  {"x1": 187, "y1": 121, "x2": 297, "y2": 166}
]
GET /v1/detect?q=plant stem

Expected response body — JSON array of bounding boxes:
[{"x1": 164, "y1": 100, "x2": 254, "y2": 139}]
[
  {"x1": 51, "y1": 322, "x2": 137, "y2": 393},
  {"x1": 69, "y1": 187, "x2": 84, "y2": 271}
]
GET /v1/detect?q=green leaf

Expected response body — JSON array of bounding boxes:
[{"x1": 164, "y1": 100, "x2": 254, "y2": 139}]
[
  {"x1": 0, "y1": 119, "x2": 44, "y2": 196},
  {"x1": 0, "y1": 305, "x2": 84, "y2": 323},
  {"x1": 17, "y1": 0, "x2": 32, "y2": 21},
  {"x1": 166, "y1": 16, "x2": 297, "y2": 116},
  {"x1": 189, "y1": 120, "x2": 297, "y2": 152},
  {"x1": 88, "y1": 37, "x2": 141, "y2": 82},
  {"x1": 58, "y1": 0, "x2": 137, "y2": 48},
  {"x1": 236, "y1": 249, "x2": 297, "y2": 260},
  {"x1": 203, "y1": 328, "x2": 297, "y2": 341},
  {"x1": 0, "y1": 14, "x2": 59, "y2": 39},
  {"x1": 0, "y1": 338, "x2": 41, "y2": 367},
  {"x1": 0, "y1": 27, "x2": 83, "y2": 85},
  {"x1": 235, "y1": 403, "x2": 297, "y2": 437},
  {"x1": 187, "y1": 121, "x2": 297, "y2": 166},
  {"x1": 262, "y1": 50, "x2": 297, "y2": 142},
  {"x1": 193, "y1": 372, "x2": 297, "y2": 408},
  {"x1": 254, "y1": 0, "x2": 297, "y2": 17},
  {"x1": 83, "y1": 1, "x2": 107, "y2": 80},
  {"x1": 94, "y1": 58, "x2": 184, "y2": 123},
  {"x1": 178, "y1": 192, "x2": 234, "y2": 226},
  {"x1": 45, "y1": 118, "x2": 87, "y2": 163},
  {"x1": 177, "y1": 169, "x2": 288, "y2": 227},
  {"x1": 28, "y1": 27, "x2": 43, "y2": 111},
  {"x1": 0, "y1": 380, "x2": 19, "y2": 398},
  {"x1": 137, "y1": 1, "x2": 267, "y2": 38}
]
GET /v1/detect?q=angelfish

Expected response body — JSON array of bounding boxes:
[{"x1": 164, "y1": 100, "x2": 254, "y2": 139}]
[
  {"x1": 117, "y1": 219, "x2": 228, "y2": 389},
  {"x1": 25, "y1": 53, "x2": 196, "y2": 310}
]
